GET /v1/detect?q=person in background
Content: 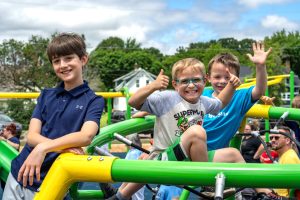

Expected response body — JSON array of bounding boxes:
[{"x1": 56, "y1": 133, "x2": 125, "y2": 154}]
[
  {"x1": 0, "y1": 123, "x2": 21, "y2": 198},
  {"x1": 240, "y1": 122, "x2": 262, "y2": 163},
  {"x1": 3, "y1": 32, "x2": 105, "y2": 200},
  {"x1": 270, "y1": 126, "x2": 300, "y2": 198},
  {"x1": 0, "y1": 123, "x2": 20, "y2": 151}
]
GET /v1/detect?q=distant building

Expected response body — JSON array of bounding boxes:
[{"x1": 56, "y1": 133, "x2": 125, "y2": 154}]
[
  {"x1": 281, "y1": 74, "x2": 300, "y2": 106},
  {"x1": 113, "y1": 67, "x2": 156, "y2": 111}
]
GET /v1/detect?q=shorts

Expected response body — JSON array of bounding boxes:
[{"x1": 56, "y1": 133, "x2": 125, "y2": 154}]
[
  {"x1": 156, "y1": 137, "x2": 215, "y2": 162},
  {"x1": 2, "y1": 173, "x2": 35, "y2": 200}
]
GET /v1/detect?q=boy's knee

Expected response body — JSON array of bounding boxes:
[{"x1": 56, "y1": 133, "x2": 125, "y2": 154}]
[
  {"x1": 226, "y1": 148, "x2": 244, "y2": 162},
  {"x1": 188, "y1": 125, "x2": 206, "y2": 140}
]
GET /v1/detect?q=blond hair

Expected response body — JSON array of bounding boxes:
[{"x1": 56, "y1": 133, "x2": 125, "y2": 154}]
[{"x1": 171, "y1": 58, "x2": 205, "y2": 80}]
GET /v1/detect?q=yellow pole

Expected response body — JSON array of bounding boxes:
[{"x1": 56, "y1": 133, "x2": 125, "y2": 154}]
[
  {"x1": 0, "y1": 92, "x2": 131, "y2": 99},
  {"x1": 34, "y1": 153, "x2": 117, "y2": 200},
  {"x1": 245, "y1": 104, "x2": 271, "y2": 119}
]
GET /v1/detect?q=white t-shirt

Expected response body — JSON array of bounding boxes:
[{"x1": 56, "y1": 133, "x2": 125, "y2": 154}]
[{"x1": 140, "y1": 90, "x2": 222, "y2": 152}]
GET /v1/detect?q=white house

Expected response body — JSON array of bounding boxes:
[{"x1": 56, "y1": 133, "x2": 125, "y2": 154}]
[
  {"x1": 113, "y1": 67, "x2": 157, "y2": 111},
  {"x1": 281, "y1": 75, "x2": 300, "y2": 106}
]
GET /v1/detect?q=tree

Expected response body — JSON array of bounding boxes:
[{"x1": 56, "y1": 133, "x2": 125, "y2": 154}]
[
  {"x1": 264, "y1": 30, "x2": 300, "y2": 77},
  {"x1": 125, "y1": 38, "x2": 141, "y2": 51},
  {"x1": 0, "y1": 35, "x2": 58, "y2": 92},
  {"x1": 95, "y1": 36, "x2": 125, "y2": 51},
  {"x1": 89, "y1": 37, "x2": 164, "y2": 90}
]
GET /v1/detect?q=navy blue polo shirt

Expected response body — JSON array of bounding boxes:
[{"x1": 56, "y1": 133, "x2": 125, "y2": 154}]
[{"x1": 11, "y1": 81, "x2": 104, "y2": 191}]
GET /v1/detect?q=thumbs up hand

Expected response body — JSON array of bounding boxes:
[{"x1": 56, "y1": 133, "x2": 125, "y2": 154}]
[{"x1": 153, "y1": 69, "x2": 169, "y2": 90}]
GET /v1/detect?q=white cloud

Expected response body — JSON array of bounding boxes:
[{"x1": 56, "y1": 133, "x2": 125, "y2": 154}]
[
  {"x1": 238, "y1": 0, "x2": 293, "y2": 8},
  {"x1": 261, "y1": 15, "x2": 299, "y2": 30},
  {"x1": 0, "y1": 0, "x2": 299, "y2": 55}
]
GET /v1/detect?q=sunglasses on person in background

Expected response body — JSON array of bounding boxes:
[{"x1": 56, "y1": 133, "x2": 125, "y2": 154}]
[
  {"x1": 270, "y1": 136, "x2": 280, "y2": 141},
  {"x1": 176, "y1": 77, "x2": 205, "y2": 86}
]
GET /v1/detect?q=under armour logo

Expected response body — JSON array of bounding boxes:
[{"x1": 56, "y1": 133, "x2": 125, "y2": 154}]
[{"x1": 76, "y1": 105, "x2": 84, "y2": 110}]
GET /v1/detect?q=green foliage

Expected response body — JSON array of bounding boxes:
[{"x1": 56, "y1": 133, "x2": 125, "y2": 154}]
[
  {"x1": 96, "y1": 36, "x2": 125, "y2": 50},
  {"x1": 264, "y1": 30, "x2": 300, "y2": 77},
  {"x1": 0, "y1": 36, "x2": 58, "y2": 92},
  {"x1": 1, "y1": 30, "x2": 299, "y2": 111},
  {"x1": 4, "y1": 99, "x2": 35, "y2": 130},
  {"x1": 89, "y1": 37, "x2": 163, "y2": 90}
]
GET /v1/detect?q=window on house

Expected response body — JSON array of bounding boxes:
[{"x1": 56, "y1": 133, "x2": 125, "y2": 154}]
[
  {"x1": 136, "y1": 80, "x2": 140, "y2": 88},
  {"x1": 146, "y1": 80, "x2": 150, "y2": 85}
]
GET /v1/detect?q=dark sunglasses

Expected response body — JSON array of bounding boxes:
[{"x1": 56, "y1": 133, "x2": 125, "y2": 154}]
[{"x1": 270, "y1": 136, "x2": 280, "y2": 140}]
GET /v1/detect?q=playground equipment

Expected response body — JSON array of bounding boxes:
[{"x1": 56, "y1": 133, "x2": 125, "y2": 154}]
[
  {"x1": 0, "y1": 73, "x2": 299, "y2": 199},
  {"x1": 33, "y1": 104, "x2": 300, "y2": 200}
]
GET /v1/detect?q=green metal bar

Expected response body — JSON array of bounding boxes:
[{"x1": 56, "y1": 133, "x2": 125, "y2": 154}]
[
  {"x1": 107, "y1": 89, "x2": 114, "y2": 150},
  {"x1": 86, "y1": 116, "x2": 155, "y2": 154},
  {"x1": 107, "y1": 89, "x2": 114, "y2": 126},
  {"x1": 268, "y1": 106, "x2": 300, "y2": 120},
  {"x1": 290, "y1": 70, "x2": 295, "y2": 107},
  {"x1": 265, "y1": 87, "x2": 270, "y2": 142},
  {"x1": 123, "y1": 87, "x2": 131, "y2": 120},
  {"x1": 179, "y1": 189, "x2": 190, "y2": 200},
  {"x1": 72, "y1": 190, "x2": 104, "y2": 199},
  {"x1": 111, "y1": 159, "x2": 300, "y2": 188},
  {"x1": 88, "y1": 106, "x2": 300, "y2": 154},
  {"x1": 0, "y1": 141, "x2": 18, "y2": 182}
]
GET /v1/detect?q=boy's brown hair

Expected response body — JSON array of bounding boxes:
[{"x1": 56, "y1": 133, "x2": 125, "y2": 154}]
[
  {"x1": 172, "y1": 58, "x2": 205, "y2": 80},
  {"x1": 47, "y1": 33, "x2": 87, "y2": 63},
  {"x1": 208, "y1": 53, "x2": 240, "y2": 77}
]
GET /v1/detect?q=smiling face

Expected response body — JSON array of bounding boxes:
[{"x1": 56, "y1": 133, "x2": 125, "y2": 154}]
[
  {"x1": 47, "y1": 33, "x2": 88, "y2": 90},
  {"x1": 207, "y1": 62, "x2": 238, "y2": 95},
  {"x1": 270, "y1": 134, "x2": 287, "y2": 151},
  {"x1": 172, "y1": 66, "x2": 206, "y2": 104},
  {"x1": 51, "y1": 54, "x2": 88, "y2": 90},
  {"x1": 270, "y1": 128, "x2": 291, "y2": 154}
]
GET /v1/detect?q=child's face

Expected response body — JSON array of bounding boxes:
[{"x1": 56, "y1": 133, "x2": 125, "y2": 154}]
[
  {"x1": 207, "y1": 62, "x2": 238, "y2": 95},
  {"x1": 172, "y1": 67, "x2": 206, "y2": 104},
  {"x1": 52, "y1": 53, "x2": 88, "y2": 88}
]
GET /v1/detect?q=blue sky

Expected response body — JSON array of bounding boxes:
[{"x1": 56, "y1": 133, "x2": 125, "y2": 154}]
[{"x1": 0, "y1": 0, "x2": 299, "y2": 54}]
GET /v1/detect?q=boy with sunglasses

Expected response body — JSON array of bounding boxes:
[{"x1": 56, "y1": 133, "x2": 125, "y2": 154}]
[
  {"x1": 270, "y1": 126, "x2": 300, "y2": 198},
  {"x1": 106, "y1": 58, "x2": 240, "y2": 200}
]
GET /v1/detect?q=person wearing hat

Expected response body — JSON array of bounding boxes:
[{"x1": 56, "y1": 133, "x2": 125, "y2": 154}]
[{"x1": 270, "y1": 126, "x2": 300, "y2": 198}]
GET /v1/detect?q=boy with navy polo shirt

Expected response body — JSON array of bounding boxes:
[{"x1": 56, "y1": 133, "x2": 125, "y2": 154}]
[{"x1": 3, "y1": 33, "x2": 104, "y2": 199}]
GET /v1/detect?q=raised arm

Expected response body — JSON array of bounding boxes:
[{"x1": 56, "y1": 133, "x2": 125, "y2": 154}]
[
  {"x1": 217, "y1": 69, "x2": 241, "y2": 108},
  {"x1": 247, "y1": 42, "x2": 272, "y2": 100},
  {"x1": 128, "y1": 69, "x2": 169, "y2": 110}
]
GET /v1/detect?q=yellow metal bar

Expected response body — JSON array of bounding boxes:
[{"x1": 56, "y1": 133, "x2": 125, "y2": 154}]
[
  {"x1": 245, "y1": 74, "x2": 289, "y2": 82},
  {"x1": 34, "y1": 153, "x2": 117, "y2": 200},
  {"x1": 240, "y1": 77, "x2": 284, "y2": 89},
  {"x1": 0, "y1": 92, "x2": 130, "y2": 99},
  {"x1": 246, "y1": 104, "x2": 271, "y2": 119},
  {"x1": 0, "y1": 76, "x2": 284, "y2": 99}
]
